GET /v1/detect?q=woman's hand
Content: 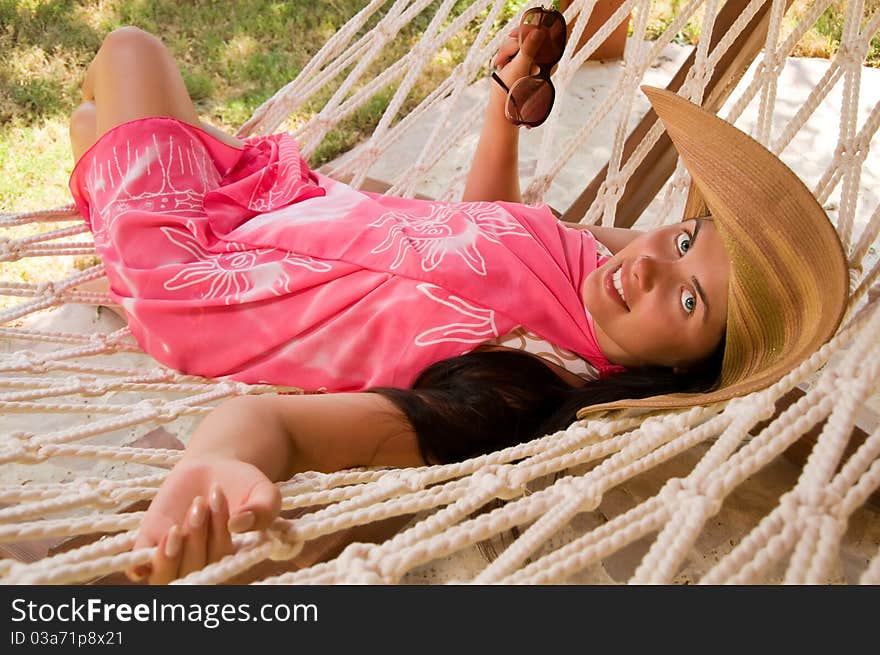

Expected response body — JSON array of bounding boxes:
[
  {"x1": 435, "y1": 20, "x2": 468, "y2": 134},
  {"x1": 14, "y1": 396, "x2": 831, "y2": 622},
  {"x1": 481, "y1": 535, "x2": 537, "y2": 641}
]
[
  {"x1": 490, "y1": 25, "x2": 548, "y2": 105},
  {"x1": 127, "y1": 454, "x2": 281, "y2": 584}
]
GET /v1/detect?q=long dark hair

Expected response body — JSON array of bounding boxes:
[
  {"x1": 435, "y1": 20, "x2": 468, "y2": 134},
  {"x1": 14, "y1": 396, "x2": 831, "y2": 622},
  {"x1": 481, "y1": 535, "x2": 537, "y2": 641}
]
[{"x1": 369, "y1": 345, "x2": 724, "y2": 464}]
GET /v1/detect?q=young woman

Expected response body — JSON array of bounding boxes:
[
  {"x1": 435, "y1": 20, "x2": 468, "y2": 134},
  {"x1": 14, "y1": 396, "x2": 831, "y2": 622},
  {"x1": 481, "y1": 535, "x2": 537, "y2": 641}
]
[{"x1": 66, "y1": 16, "x2": 847, "y2": 584}]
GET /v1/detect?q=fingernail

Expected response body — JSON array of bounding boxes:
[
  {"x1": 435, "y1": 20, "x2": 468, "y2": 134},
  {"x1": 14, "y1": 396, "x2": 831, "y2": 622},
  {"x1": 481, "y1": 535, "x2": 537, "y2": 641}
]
[
  {"x1": 227, "y1": 511, "x2": 255, "y2": 534},
  {"x1": 127, "y1": 565, "x2": 148, "y2": 582},
  {"x1": 165, "y1": 525, "x2": 182, "y2": 558},
  {"x1": 188, "y1": 496, "x2": 206, "y2": 529},
  {"x1": 208, "y1": 484, "x2": 225, "y2": 514}
]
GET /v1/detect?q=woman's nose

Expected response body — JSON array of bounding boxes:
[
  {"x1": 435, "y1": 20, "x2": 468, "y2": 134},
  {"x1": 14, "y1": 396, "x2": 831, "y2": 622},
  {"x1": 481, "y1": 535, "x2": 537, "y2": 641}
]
[{"x1": 632, "y1": 255, "x2": 658, "y2": 292}]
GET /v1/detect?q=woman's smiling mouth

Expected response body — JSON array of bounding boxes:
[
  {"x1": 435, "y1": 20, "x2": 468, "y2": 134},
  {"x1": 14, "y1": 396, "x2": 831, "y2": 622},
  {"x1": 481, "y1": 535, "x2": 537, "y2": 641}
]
[{"x1": 606, "y1": 264, "x2": 629, "y2": 310}]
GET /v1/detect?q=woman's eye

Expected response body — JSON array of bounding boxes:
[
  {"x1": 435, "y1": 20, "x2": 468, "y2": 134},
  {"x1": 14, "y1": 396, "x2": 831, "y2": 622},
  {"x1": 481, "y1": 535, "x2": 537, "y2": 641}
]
[
  {"x1": 676, "y1": 232, "x2": 692, "y2": 255},
  {"x1": 681, "y1": 289, "x2": 696, "y2": 314}
]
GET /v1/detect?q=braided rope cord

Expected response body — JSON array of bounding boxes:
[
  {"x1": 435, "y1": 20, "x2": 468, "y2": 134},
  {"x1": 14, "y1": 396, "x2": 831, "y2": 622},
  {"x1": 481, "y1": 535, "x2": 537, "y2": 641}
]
[{"x1": 1, "y1": 0, "x2": 879, "y2": 584}]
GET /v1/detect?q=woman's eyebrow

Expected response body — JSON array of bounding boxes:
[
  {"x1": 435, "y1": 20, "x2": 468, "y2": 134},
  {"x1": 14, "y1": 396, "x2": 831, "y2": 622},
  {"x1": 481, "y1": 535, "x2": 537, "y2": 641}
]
[
  {"x1": 692, "y1": 275, "x2": 710, "y2": 323},
  {"x1": 691, "y1": 218, "x2": 702, "y2": 246},
  {"x1": 689, "y1": 219, "x2": 709, "y2": 322}
]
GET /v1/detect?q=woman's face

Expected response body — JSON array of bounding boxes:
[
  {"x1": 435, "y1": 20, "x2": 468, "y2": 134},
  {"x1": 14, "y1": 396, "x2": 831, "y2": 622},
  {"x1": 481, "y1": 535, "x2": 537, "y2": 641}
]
[{"x1": 582, "y1": 219, "x2": 730, "y2": 370}]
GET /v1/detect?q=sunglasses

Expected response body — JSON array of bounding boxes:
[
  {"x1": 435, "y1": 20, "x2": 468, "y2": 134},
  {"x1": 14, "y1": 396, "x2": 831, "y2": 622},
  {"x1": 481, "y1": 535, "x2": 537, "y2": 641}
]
[{"x1": 491, "y1": 7, "x2": 568, "y2": 128}]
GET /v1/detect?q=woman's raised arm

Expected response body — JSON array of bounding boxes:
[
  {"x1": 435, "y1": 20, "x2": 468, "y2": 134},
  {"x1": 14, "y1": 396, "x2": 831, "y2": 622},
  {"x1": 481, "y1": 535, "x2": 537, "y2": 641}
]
[
  {"x1": 130, "y1": 393, "x2": 422, "y2": 584},
  {"x1": 563, "y1": 222, "x2": 645, "y2": 254},
  {"x1": 462, "y1": 28, "x2": 548, "y2": 203}
]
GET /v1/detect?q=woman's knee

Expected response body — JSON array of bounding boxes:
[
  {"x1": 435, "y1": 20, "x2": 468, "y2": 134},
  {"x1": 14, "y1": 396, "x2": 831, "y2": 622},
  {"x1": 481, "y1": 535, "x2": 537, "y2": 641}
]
[
  {"x1": 98, "y1": 26, "x2": 167, "y2": 60},
  {"x1": 84, "y1": 25, "x2": 200, "y2": 130},
  {"x1": 95, "y1": 26, "x2": 170, "y2": 71},
  {"x1": 83, "y1": 26, "x2": 168, "y2": 100}
]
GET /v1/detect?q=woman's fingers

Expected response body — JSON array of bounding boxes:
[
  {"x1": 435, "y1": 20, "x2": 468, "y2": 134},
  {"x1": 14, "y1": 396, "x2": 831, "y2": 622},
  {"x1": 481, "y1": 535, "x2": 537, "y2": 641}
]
[
  {"x1": 125, "y1": 560, "x2": 151, "y2": 582},
  {"x1": 137, "y1": 490, "x2": 233, "y2": 584},
  {"x1": 207, "y1": 484, "x2": 233, "y2": 562},
  {"x1": 493, "y1": 27, "x2": 521, "y2": 67},
  {"x1": 228, "y1": 478, "x2": 282, "y2": 534},
  {"x1": 130, "y1": 459, "x2": 281, "y2": 583},
  {"x1": 178, "y1": 496, "x2": 209, "y2": 577},
  {"x1": 127, "y1": 513, "x2": 175, "y2": 581},
  {"x1": 124, "y1": 564, "x2": 148, "y2": 582},
  {"x1": 125, "y1": 537, "x2": 153, "y2": 582},
  {"x1": 148, "y1": 525, "x2": 183, "y2": 585},
  {"x1": 493, "y1": 26, "x2": 546, "y2": 73},
  {"x1": 494, "y1": 40, "x2": 519, "y2": 67},
  {"x1": 518, "y1": 27, "x2": 547, "y2": 62}
]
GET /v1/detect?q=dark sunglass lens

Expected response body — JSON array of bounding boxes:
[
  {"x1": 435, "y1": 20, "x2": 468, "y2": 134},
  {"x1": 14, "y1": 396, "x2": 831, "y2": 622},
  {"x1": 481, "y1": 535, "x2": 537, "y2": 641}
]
[
  {"x1": 548, "y1": 16, "x2": 567, "y2": 49},
  {"x1": 509, "y1": 77, "x2": 554, "y2": 126},
  {"x1": 522, "y1": 8, "x2": 542, "y2": 25},
  {"x1": 536, "y1": 36, "x2": 563, "y2": 65},
  {"x1": 545, "y1": 14, "x2": 567, "y2": 59},
  {"x1": 522, "y1": 10, "x2": 566, "y2": 65}
]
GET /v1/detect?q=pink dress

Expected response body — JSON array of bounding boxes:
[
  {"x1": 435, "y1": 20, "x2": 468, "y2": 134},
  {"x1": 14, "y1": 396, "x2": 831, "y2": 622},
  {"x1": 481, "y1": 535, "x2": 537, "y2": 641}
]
[{"x1": 69, "y1": 117, "x2": 623, "y2": 391}]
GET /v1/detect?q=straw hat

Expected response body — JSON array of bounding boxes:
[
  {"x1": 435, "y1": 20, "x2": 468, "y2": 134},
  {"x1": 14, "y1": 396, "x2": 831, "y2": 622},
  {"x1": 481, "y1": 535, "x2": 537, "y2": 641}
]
[{"x1": 578, "y1": 86, "x2": 849, "y2": 418}]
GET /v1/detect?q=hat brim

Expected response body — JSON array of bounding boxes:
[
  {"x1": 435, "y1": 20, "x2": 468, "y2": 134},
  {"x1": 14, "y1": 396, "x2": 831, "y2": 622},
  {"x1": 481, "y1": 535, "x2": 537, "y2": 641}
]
[{"x1": 577, "y1": 87, "x2": 849, "y2": 418}]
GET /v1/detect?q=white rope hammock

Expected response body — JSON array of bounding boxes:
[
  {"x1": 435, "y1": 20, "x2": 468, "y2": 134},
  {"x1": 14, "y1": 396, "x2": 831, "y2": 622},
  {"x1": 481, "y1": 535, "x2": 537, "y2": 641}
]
[{"x1": 1, "y1": 0, "x2": 879, "y2": 584}]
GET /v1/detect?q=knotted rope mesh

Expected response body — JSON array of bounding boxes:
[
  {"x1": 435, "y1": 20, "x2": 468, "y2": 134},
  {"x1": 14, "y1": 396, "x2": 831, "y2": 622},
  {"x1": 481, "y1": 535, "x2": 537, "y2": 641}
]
[{"x1": 1, "y1": 0, "x2": 879, "y2": 584}]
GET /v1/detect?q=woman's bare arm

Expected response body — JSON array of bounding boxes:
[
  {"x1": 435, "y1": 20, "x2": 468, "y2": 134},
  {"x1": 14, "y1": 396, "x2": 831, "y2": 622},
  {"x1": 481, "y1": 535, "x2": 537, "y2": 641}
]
[
  {"x1": 131, "y1": 392, "x2": 422, "y2": 584},
  {"x1": 462, "y1": 28, "x2": 547, "y2": 203},
  {"x1": 562, "y1": 222, "x2": 644, "y2": 254},
  {"x1": 187, "y1": 393, "x2": 421, "y2": 476}
]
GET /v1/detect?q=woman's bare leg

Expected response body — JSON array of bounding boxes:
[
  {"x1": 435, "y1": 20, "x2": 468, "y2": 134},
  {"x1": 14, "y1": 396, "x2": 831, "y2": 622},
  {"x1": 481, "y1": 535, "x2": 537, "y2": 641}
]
[
  {"x1": 70, "y1": 26, "x2": 243, "y2": 165},
  {"x1": 69, "y1": 100, "x2": 99, "y2": 162}
]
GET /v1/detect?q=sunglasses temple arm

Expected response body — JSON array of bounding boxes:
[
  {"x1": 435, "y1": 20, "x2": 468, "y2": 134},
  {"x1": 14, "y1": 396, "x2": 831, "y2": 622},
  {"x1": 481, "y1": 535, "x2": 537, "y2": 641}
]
[
  {"x1": 491, "y1": 71, "x2": 511, "y2": 94},
  {"x1": 491, "y1": 71, "x2": 525, "y2": 121}
]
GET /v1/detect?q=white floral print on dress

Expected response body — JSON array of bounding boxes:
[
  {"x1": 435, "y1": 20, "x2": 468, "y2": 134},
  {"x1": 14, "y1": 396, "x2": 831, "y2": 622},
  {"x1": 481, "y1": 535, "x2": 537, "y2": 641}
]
[
  {"x1": 87, "y1": 133, "x2": 216, "y2": 248},
  {"x1": 368, "y1": 202, "x2": 532, "y2": 276},
  {"x1": 160, "y1": 229, "x2": 335, "y2": 304},
  {"x1": 160, "y1": 226, "x2": 257, "y2": 303},
  {"x1": 413, "y1": 283, "x2": 498, "y2": 346}
]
